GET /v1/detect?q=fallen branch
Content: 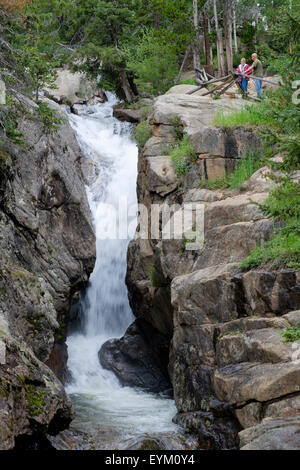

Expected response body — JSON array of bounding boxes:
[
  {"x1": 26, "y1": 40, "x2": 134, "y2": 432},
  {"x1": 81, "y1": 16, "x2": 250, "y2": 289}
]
[
  {"x1": 56, "y1": 42, "x2": 76, "y2": 52},
  {"x1": 176, "y1": 46, "x2": 191, "y2": 83}
]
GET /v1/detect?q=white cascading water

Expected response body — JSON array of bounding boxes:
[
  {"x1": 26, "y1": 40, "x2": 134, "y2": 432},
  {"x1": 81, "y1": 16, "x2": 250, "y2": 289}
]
[{"x1": 66, "y1": 93, "x2": 179, "y2": 449}]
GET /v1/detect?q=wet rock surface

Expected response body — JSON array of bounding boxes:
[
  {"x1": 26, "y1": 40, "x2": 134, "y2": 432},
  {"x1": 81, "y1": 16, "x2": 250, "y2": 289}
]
[
  {"x1": 48, "y1": 427, "x2": 199, "y2": 450},
  {"x1": 113, "y1": 105, "x2": 141, "y2": 123},
  {"x1": 99, "y1": 320, "x2": 171, "y2": 393},
  {"x1": 173, "y1": 411, "x2": 241, "y2": 450}
]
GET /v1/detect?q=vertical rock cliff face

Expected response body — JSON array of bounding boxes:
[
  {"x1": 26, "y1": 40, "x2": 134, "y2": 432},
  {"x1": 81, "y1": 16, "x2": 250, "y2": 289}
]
[
  {"x1": 125, "y1": 89, "x2": 300, "y2": 450},
  {"x1": 0, "y1": 47, "x2": 96, "y2": 449}
]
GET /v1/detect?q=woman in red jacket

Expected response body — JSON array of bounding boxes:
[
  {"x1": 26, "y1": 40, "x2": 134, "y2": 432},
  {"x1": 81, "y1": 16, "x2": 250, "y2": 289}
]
[{"x1": 237, "y1": 58, "x2": 252, "y2": 93}]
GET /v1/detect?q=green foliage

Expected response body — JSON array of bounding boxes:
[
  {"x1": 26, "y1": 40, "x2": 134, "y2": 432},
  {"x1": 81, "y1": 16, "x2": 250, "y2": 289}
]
[
  {"x1": 21, "y1": 46, "x2": 58, "y2": 101},
  {"x1": 239, "y1": 21, "x2": 257, "y2": 52},
  {"x1": 257, "y1": 180, "x2": 300, "y2": 221},
  {"x1": 228, "y1": 153, "x2": 263, "y2": 190},
  {"x1": 178, "y1": 78, "x2": 196, "y2": 86},
  {"x1": 0, "y1": 94, "x2": 25, "y2": 146},
  {"x1": 134, "y1": 121, "x2": 152, "y2": 150},
  {"x1": 37, "y1": 102, "x2": 65, "y2": 134},
  {"x1": 180, "y1": 234, "x2": 196, "y2": 253},
  {"x1": 26, "y1": 386, "x2": 46, "y2": 417},
  {"x1": 125, "y1": 29, "x2": 179, "y2": 96},
  {"x1": 170, "y1": 136, "x2": 197, "y2": 177},
  {"x1": 198, "y1": 177, "x2": 228, "y2": 191},
  {"x1": 280, "y1": 322, "x2": 300, "y2": 343},
  {"x1": 149, "y1": 265, "x2": 158, "y2": 287},
  {"x1": 240, "y1": 220, "x2": 300, "y2": 271},
  {"x1": 170, "y1": 114, "x2": 184, "y2": 141},
  {"x1": 241, "y1": 181, "x2": 300, "y2": 271},
  {"x1": 213, "y1": 106, "x2": 276, "y2": 129},
  {"x1": 140, "y1": 105, "x2": 152, "y2": 120}
]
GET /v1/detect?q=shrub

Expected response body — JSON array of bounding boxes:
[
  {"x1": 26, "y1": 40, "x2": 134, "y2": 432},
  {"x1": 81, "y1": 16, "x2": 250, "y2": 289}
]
[
  {"x1": 240, "y1": 220, "x2": 300, "y2": 271},
  {"x1": 257, "y1": 180, "x2": 300, "y2": 221},
  {"x1": 0, "y1": 94, "x2": 25, "y2": 146},
  {"x1": 125, "y1": 30, "x2": 179, "y2": 96},
  {"x1": 170, "y1": 136, "x2": 197, "y2": 177},
  {"x1": 170, "y1": 114, "x2": 184, "y2": 141},
  {"x1": 135, "y1": 121, "x2": 152, "y2": 150},
  {"x1": 241, "y1": 181, "x2": 300, "y2": 271},
  {"x1": 280, "y1": 322, "x2": 300, "y2": 343},
  {"x1": 37, "y1": 102, "x2": 65, "y2": 134},
  {"x1": 140, "y1": 105, "x2": 151, "y2": 120}
]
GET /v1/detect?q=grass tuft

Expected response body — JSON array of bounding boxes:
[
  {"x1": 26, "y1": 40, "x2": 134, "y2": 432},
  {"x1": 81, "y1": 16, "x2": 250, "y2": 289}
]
[
  {"x1": 170, "y1": 136, "x2": 197, "y2": 177},
  {"x1": 241, "y1": 181, "x2": 300, "y2": 271},
  {"x1": 213, "y1": 105, "x2": 276, "y2": 129},
  {"x1": 198, "y1": 151, "x2": 263, "y2": 191},
  {"x1": 178, "y1": 78, "x2": 196, "y2": 86}
]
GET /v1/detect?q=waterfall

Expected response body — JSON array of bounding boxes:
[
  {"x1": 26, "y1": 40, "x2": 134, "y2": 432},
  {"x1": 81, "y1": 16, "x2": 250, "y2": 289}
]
[{"x1": 65, "y1": 94, "x2": 178, "y2": 449}]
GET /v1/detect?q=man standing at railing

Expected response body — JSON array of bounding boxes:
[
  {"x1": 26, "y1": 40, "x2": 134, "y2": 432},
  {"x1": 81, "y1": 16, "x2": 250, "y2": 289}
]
[{"x1": 248, "y1": 53, "x2": 264, "y2": 98}]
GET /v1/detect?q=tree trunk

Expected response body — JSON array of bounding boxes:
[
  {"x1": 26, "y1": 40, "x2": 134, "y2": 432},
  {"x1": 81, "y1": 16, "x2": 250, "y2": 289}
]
[
  {"x1": 289, "y1": 0, "x2": 293, "y2": 53},
  {"x1": 153, "y1": 10, "x2": 160, "y2": 30},
  {"x1": 232, "y1": 0, "x2": 238, "y2": 54},
  {"x1": 120, "y1": 71, "x2": 135, "y2": 103},
  {"x1": 193, "y1": 0, "x2": 202, "y2": 84},
  {"x1": 217, "y1": 30, "x2": 226, "y2": 75},
  {"x1": 213, "y1": 0, "x2": 226, "y2": 77},
  {"x1": 203, "y1": 11, "x2": 214, "y2": 76},
  {"x1": 223, "y1": 0, "x2": 233, "y2": 73},
  {"x1": 207, "y1": 15, "x2": 214, "y2": 66},
  {"x1": 176, "y1": 46, "x2": 191, "y2": 83}
]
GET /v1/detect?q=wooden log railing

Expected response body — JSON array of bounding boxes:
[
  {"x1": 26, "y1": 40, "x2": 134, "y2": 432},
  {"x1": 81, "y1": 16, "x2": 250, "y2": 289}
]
[
  {"x1": 186, "y1": 75, "x2": 231, "y2": 95},
  {"x1": 185, "y1": 71, "x2": 282, "y2": 99},
  {"x1": 232, "y1": 72, "x2": 282, "y2": 87}
]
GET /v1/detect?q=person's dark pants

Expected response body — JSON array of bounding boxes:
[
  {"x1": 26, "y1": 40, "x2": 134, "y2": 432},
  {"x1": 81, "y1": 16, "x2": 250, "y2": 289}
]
[
  {"x1": 255, "y1": 79, "x2": 263, "y2": 97},
  {"x1": 241, "y1": 78, "x2": 248, "y2": 93}
]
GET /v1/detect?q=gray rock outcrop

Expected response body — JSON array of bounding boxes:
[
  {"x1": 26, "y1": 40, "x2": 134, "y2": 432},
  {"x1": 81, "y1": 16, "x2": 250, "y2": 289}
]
[
  {"x1": 0, "y1": 44, "x2": 96, "y2": 449},
  {"x1": 43, "y1": 68, "x2": 107, "y2": 106},
  {"x1": 124, "y1": 91, "x2": 300, "y2": 449},
  {"x1": 99, "y1": 320, "x2": 171, "y2": 393}
]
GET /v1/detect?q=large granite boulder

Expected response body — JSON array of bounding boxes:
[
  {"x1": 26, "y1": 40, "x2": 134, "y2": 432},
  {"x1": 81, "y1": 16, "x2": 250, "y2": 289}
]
[
  {"x1": 173, "y1": 411, "x2": 241, "y2": 450},
  {"x1": 239, "y1": 417, "x2": 300, "y2": 450},
  {"x1": 43, "y1": 68, "x2": 107, "y2": 106},
  {"x1": 113, "y1": 106, "x2": 141, "y2": 123},
  {"x1": 99, "y1": 320, "x2": 171, "y2": 393}
]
